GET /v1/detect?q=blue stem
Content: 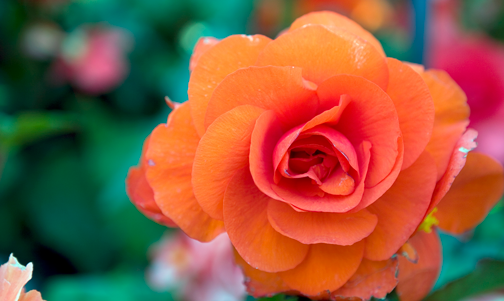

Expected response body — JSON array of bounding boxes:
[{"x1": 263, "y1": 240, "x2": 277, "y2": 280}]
[{"x1": 411, "y1": 0, "x2": 429, "y2": 64}]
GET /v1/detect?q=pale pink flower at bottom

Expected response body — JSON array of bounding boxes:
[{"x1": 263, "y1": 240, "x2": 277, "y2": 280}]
[
  {"x1": 147, "y1": 232, "x2": 246, "y2": 301},
  {"x1": 0, "y1": 254, "x2": 45, "y2": 301}
]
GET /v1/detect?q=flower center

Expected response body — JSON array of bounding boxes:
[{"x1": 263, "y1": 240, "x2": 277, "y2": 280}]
[{"x1": 274, "y1": 125, "x2": 359, "y2": 196}]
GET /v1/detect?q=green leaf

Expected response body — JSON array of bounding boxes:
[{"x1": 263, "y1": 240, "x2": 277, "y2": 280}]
[
  {"x1": 0, "y1": 111, "x2": 77, "y2": 150},
  {"x1": 426, "y1": 260, "x2": 504, "y2": 301}
]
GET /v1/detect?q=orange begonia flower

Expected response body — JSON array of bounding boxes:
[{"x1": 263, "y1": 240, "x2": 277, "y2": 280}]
[
  {"x1": 0, "y1": 254, "x2": 45, "y2": 301},
  {"x1": 126, "y1": 11, "x2": 504, "y2": 300}
]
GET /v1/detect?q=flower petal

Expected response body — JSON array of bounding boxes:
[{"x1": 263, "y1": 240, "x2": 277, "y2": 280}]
[
  {"x1": 126, "y1": 137, "x2": 177, "y2": 227},
  {"x1": 429, "y1": 129, "x2": 478, "y2": 212},
  {"x1": 126, "y1": 166, "x2": 177, "y2": 227},
  {"x1": 189, "y1": 37, "x2": 219, "y2": 71},
  {"x1": 317, "y1": 74, "x2": 401, "y2": 187},
  {"x1": 422, "y1": 69, "x2": 470, "y2": 179},
  {"x1": 188, "y1": 34, "x2": 271, "y2": 136},
  {"x1": 193, "y1": 105, "x2": 265, "y2": 220},
  {"x1": 386, "y1": 58, "x2": 435, "y2": 169},
  {"x1": 267, "y1": 200, "x2": 377, "y2": 245},
  {"x1": 204, "y1": 66, "x2": 318, "y2": 131},
  {"x1": 223, "y1": 168, "x2": 309, "y2": 273},
  {"x1": 271, "y1": 141, "x2": 371, "y2": 212},
  {"x1": 397, "y1": 230, "x2": 442, "y2": 301},
  {"x1": 436, "y1": 152, "x2": 504, "y2": 234},
  {"x1": 256, "y1": 24, "x2": 389, "y2": 89},
  {"x1": 365, "y1": 151, "x2": 437, "y2": 261},
  {"x1": 289, "y1": 11, "x2": 385, "y2": 56},
  {"x1": 233, "y1": 249, "x2": 291, "y2": 298},
  {"x1": 0, "y1": 255, "x2": 33, "y2": 301},
  {"x1": 250, "y1": 110, "x2": 285, "y2": 200},
  {"x1": 332, "y1": 258, "x2": 398, "y2": 300},
  {"x1": 350, "y1": 136, "x2": 405, "y2": 212},
  {"x1": 146, "y1": 103, "x2": 224, "y2": 242},
  {"x1": 278, "y1": 242, "x2": 365, "y2": 296}
]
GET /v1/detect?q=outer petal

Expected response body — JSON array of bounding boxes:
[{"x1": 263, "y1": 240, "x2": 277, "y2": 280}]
[
  {"x1": 223, "y1": 168, "x2": 309, "y2": 273},
  {"x1": 422, "y1": 69, "x2": 470, "y2": 179},
  {"x1": 193, "y1": 105, "x2": 265, "y2": 220},
  {"x1": 289, "y1": 11, "x2": 385, "y2": 56},
  {"x1": 267, "y1": 200, "x2": 377, "y2": 245},
  {"x1": 146, "y1": 103, "x2": 224, "y2": 242},
  {"x1": 332, "y1": 258, "x2": 398, "y2": 300},
  {"x1": 386, "y1": 58, "x2": 435, "y2": 169},
  {"x1": 397, "y1": 230, "x2": 442, "y2": 301},
  {"x1": 365, "y1": 151, "x2": 437, "y2": 261},
  {"x1": 189, "y1": 37, "x2": 219, "y2": 71},
  {"x1": 256, "y1": 25, "x2": 389, "y2": 89},
  {"x1": 233, "y1": 249, "x2": 291, "y2": 298},
  {"x1": 126, "y1": 137, "x2": 177, "y2": 227},
  {"x1": 279, "y1": 242, "x2": 365, "y2": 296},
  {"x1": 188, "y1": 34, "x2": 272, "y2": 136},
  {"x1": 204, "y1": 66, "x2": 318, "y2": 130},
  {"x1": 429, "y1": 129, "x2": 478, "y2": 212},
  {"x1": 436, "y1": 152, "x2": 504, "y2": 234},
  {"x1": 317, "y1": 74, "x2": 401, "y2": 187},
  {"x1": 0, "y1": 255, "x2": 33, "y2": 301}
]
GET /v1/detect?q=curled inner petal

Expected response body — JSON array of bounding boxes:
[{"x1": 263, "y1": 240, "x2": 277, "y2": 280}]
[{"x1": 273, "y1": 124, "x2": 359, "y2": 197}]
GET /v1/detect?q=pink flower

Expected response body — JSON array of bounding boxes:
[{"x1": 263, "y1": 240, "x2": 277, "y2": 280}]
[
  {"x1": 427, "y1": 0, "x2": 504, "y2": 163},
  {"x1": 0, "y1": 254, "x2": 45, "y2": 301},
  {"x1": 147, "y1": 232, "x2": 246, "y2": 301},
  {"x1": 50, "y1": 25, "x2": 132, "y2": 95}
]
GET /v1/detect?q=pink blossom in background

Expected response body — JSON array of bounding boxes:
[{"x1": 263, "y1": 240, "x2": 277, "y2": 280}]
[
  {"x1": 427, "y1": 0, "x2": 504, "y2": 163},
  {"x1": 0, "y1": 254, "x2": 45, "y2": 301},
  {"x1": 50, "y1": 25, "x2": 132, "y2": 95},
  {"x1": 147, "y1": 232, "x2": 246, "y2": 301}
]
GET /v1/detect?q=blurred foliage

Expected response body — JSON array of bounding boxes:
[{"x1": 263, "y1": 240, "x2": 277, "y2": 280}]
[
  {"x1": 426, "y1": 259, "x2": 504, "y2": 301},
  {"x1": 0, "y1": 0, "x2": 504, "y2": 300}
]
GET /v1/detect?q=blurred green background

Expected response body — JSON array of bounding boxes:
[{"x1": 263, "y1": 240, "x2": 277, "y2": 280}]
[{"x1": 1, "y1": 0, "x2": 504, "y2": 300}]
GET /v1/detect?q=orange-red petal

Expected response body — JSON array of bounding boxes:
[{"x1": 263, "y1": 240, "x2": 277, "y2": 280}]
[
  {"x1": 271, "y1": 141, "x2": 371, "y2": 212},
  {"x1": 267, "y1": 200, "x2": 377, "y2": 245},
  {"x1": 289, "y1": 11, "x2": 385, "y2": 56},
  {"x1": 193, "y1": 105, "x2": 265, "y2": 220},
  {"x1": 204, "y1": 66, "x2": 318, "y2": 130},
  {"x1": 145, "y1": 103, "x2": 224, "y2": 242},
  {"x1": 223, "y1": 168, "x2": 309, "y2": 273},
  {"x1": 126, "y1": 166, "x2": 177, "y2": 227},
  {"x1": 126, "y1": 136, "x2": 177, "y2": 227},
  {"x1": 279, "y1": 242, "x2": 365, "y2": 296},
  {"x1": 256, "y1": 25, "x2": 389, "y2": 89},
  {"x1": 317, "y1": 74, "x2": 401, "y2": 187},
  {"x1": 429, "y1": 129, "x2": 478, "y2": 212},
  {"x1": 365, "y1": 151, "x2": 437, "y2": 261},
  {"x1": 249, "y1": 110, "x2": 286, "y2": 201},
  {"x1": 188, "y1": 34, "x2": 271, "y2": 136},
  {"x1": 189, "y1": 37, "x2": 219, "y2": 71},
  {"x1": 436, "y1": 152, "x2": 504, "y2": 234},
  {"x1": 332, "y1": 258, "x2": 398, "y2": 300},
  {"x1": 350, "y1": 136, "x2": 405, "y2": 212},
  {"x1": 233, "y1": 249, "x2": 291, "y2": 297},
  {"x1": 422, "y1": 69, "x2": 470, "y2": 180},
  {"x1": 386, "y1": 58, "x2": 435, "y2": 170},
  {"x1": 397, "y1": 230, "x2": 442, "y2": 301}
]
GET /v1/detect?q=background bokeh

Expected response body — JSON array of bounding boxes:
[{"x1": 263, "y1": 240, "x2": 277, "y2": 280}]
[{"x1": 1, "y1": 0, "x2": 504, "y2": 300}]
